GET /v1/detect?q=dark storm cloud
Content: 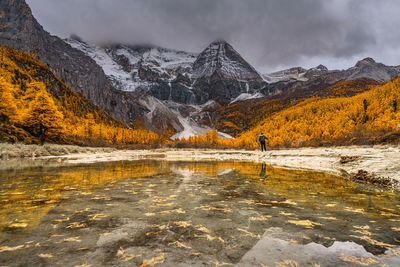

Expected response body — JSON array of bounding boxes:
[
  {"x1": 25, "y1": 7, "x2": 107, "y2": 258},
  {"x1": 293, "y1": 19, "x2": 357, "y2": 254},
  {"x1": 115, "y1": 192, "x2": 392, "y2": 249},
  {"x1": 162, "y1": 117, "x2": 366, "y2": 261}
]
[{"x1": 26, "y1": 0, "x2": 400, "y2": 72}]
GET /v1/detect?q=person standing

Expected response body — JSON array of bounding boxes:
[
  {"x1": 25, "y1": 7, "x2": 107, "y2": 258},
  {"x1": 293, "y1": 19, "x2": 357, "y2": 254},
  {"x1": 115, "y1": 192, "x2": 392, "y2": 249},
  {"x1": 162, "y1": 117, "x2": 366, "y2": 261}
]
[{"x1": 258, "y1": 133, "x2": 267, "y2": 152}]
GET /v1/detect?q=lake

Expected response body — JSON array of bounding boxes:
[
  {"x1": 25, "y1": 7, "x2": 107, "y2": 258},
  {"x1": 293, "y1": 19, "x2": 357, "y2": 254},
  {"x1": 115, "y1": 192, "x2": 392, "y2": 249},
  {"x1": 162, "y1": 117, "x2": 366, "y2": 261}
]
[{"x1": 0, "y1": 160, "x2": 399, "y2": 266}]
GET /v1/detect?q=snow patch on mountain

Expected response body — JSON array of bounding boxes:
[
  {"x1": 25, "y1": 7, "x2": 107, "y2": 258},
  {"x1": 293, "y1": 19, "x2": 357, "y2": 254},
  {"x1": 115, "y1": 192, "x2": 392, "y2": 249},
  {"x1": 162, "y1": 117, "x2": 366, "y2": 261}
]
[
  {"x1": 171, "y1": 115, "x2": 232, "y2": 140},
  {"x1": 143, "y1": 47, "x2": 196, "y2": 70},
  {"x1": 65, "y1": 38, "x2": 197, "y2": 92},
  {"x1": 263, "y1": 65, "x2": 330, "y2": 83},
  {"x1": 171, "y1": 116, "x2": 207, "y2": 139},
  {"x1": 263, "y1": 67, "x2": 308, "y2": 83},
  {"x1": 67, "y1": 38, "x2": 138, "y2": 91},
  {"x1": 137, "y1": 98, "x2": 231, "y2": 140},
  {"x1": 230, "y1": 92, "x2": 264, "y2": 104}
]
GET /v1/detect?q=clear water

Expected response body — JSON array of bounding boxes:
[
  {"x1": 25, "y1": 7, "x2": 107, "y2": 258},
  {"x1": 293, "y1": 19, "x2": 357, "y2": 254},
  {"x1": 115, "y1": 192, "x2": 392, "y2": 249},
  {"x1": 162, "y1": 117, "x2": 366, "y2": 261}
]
[{"x1": 0, "y1": 160, "x2": 399, "y2": 266}]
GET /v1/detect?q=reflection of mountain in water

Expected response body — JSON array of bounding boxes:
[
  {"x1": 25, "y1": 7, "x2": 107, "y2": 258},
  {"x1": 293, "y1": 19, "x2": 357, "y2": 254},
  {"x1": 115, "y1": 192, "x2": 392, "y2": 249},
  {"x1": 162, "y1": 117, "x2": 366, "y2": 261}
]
[{"x1": 0, "y1": 160, "x2": 399, "y2": 266}]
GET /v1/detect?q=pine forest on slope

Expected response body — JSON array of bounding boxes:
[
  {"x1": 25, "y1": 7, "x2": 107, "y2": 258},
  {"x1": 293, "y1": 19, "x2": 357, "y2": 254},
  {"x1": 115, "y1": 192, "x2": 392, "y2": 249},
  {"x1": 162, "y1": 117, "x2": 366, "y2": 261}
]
[{"x1": 0, "y1": 46, "x2": 162, "y2": 145}]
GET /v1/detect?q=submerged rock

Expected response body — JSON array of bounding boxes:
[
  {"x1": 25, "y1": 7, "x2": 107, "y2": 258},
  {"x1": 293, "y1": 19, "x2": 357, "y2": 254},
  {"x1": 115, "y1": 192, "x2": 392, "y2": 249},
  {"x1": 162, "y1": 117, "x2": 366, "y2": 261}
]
[{"x1": 350, "y1": 169, "x2": 398, "y2": 188}]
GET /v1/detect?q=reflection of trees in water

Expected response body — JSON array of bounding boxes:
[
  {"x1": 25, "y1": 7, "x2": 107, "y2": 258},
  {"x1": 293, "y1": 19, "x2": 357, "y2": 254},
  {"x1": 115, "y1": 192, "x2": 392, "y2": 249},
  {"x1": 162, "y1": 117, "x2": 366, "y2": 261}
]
[
  {"x1": 0, "y1": 160, "x2": 168, "y2": 231},
  {"x1": 1, "y1": 160, "x2": 400, "y2": 260},
  {"x1": 1, "y1": 160, "x2": 399, "y2": 237}
]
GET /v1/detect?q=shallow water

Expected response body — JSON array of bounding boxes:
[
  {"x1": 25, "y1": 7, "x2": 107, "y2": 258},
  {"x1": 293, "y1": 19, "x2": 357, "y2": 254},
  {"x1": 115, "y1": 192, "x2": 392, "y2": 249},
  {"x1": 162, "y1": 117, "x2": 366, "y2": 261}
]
[{"x1": 0, "y1": 160, "x2": 399, "y2": 266}]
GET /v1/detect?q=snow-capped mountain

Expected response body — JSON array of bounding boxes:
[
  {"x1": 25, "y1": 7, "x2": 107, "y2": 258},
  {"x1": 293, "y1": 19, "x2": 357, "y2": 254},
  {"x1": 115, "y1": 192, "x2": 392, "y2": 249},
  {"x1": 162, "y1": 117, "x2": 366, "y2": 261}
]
[
  {"x1": 66, "y1": 38, "x2": 267, "y2": 105},
  {"x1": 192, "y1": 40, "x2": 260, "y2": 79},
  {"x1": 69, "y1": 33, "x2": 400, "y2": 109},
  {"x1": 66, "y1": 37, "x2": 197, "y2": 92},
  {"x1": 191, "y1": 40, "x2": 267, "y2": 104}
]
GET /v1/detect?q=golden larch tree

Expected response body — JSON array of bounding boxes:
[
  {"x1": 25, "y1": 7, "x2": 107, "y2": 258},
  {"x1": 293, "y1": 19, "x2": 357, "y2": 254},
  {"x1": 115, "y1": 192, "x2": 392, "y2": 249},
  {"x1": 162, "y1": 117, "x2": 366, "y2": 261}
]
[
  {"x1": 24, "y1": 89, "x2": 64, "y2": 144},
  {"x1": 0, "y1": 77, "x2": 17, "y2": 122}
]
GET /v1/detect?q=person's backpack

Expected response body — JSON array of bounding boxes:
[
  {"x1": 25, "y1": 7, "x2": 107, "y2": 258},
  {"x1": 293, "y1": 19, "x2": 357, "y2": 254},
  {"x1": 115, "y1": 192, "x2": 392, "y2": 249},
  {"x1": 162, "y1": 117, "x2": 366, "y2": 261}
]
[{"x1": 259, "y1": 135, "x2": 266, "y2": 142}]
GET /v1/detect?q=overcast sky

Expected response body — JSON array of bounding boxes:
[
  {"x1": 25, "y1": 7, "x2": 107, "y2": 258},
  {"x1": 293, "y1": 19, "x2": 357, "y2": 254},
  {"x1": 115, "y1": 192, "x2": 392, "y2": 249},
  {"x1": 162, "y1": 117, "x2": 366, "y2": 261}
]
[{"x1": 26, "y1": 0, "x2": 400, "y2": 73}]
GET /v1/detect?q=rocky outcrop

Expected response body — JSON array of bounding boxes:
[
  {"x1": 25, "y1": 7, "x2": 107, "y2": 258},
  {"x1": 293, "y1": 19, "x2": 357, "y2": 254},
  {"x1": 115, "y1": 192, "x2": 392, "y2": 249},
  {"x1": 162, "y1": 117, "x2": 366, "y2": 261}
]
[
  {"x1": 0, "y1": 0, "x2": 183, "y2": 133},
  {"x1": 345, "y1": 57, "x2": 400, "y2": 81},
  {"x1": 304, "y1": 64, "x2": 329, "y2": 80},
  {"x1": 114, "y1": 54, "x2": 131, "y2": 72}
]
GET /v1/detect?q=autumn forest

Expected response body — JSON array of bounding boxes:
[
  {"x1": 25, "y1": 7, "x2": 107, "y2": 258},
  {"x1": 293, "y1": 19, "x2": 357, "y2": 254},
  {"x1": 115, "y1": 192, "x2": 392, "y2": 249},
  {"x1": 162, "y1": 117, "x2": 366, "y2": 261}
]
[{"x1": 0, "y1": 46, "x2": 162, "y2": 146}]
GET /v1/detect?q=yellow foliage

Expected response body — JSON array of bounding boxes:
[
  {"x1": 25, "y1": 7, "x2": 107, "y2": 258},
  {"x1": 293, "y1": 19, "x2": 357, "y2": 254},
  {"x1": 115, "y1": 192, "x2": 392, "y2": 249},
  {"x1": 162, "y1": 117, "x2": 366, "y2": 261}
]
[
  {"x1": 325, "y1": 78, "x2": 383, "y2": 97},
  {"x1": 236, "y1": 77, "x2": 400, "y2": 148},
  {"x1": 0, "y1": 76, "x2": 18, "y2": 121},
  {"x1": 181, "y1": 77, "x2": 400, "y2": 148},
  {"x1": 0, "y1": 46, "x2": 164, "y2": 145},
  {"x1": 24, "y1": 87, "x2": 64, "y2": 143},
  {"x1": 177, "y1": 129, "x2": 235, "y2": 147},
  {"x1": 213, "y1": 78, "x2": 382, "y2": 138}
]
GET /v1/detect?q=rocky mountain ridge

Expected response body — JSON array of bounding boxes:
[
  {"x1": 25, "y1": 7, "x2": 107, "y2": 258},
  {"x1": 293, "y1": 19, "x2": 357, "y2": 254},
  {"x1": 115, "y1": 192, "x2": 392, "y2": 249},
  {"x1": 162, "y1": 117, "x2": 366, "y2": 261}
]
[
  {"x1": 264, "y1": 59, "x2": 400, "y2": 83},
  {"x1": 263, "y1": 58, "x2": 400, "y2": 85},
  {"x1": 68, "y1": 36, "x2": 400, "y2": 107},
  {"x1": 67, "y1": 38, "x2": 268, "y2": 105},
  {"x1": 260, "y1": 58, "x2": 400, "y2": 98},
  {"x1": 66, "y1": 38, "x2": 197, "y2": 102}
]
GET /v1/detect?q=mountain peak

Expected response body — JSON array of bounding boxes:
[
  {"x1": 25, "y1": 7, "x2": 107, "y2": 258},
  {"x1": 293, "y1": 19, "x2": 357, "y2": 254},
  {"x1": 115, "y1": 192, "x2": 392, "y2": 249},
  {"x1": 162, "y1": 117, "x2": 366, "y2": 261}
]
[
  {"x1": 210, "y1": 39, "x2": 229, "y2": 45},
  {"x1": 316, "y1": 64, "x2": 328, "y2": 71},
  {"x1": 355, "y1": 57, "x2": 376, "y2": 67},
  {"x1": 204, "y1": 39, "x2": 234, "y2": 55},
  {"x1": 349, "y1": 57, "x2": 399, "y2": 81},
  {"x1": 191, "y1": 40, "x2": 266, "y2": 103},
  {"x1": 192, "y1": 40, "x2": 260, "y2": 79}
]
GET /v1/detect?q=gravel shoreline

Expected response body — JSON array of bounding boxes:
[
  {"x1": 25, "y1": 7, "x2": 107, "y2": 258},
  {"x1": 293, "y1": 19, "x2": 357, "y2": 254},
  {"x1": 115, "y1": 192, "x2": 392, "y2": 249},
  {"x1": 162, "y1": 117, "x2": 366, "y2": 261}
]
[{"x1": 0, "y1": 143, "x2": 116, "y2": 159}]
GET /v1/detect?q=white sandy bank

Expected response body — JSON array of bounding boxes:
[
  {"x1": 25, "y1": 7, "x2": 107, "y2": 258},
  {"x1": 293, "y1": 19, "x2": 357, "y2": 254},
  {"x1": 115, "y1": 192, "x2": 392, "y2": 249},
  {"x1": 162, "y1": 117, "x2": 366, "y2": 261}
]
[
  {"x1": 36, "y1": 145, "x2": 400, "y2": 182},
  {"x1": 0, "y1": 143, "x2": 116, "y2": 159}
]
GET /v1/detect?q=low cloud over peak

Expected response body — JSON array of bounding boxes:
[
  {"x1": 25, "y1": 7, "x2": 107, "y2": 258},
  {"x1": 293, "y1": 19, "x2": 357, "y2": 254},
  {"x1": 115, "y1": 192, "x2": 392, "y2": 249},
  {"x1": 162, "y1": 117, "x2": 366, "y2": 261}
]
[{"x1": 27, "y1": 0, "x2": 400, "y2": 72}]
